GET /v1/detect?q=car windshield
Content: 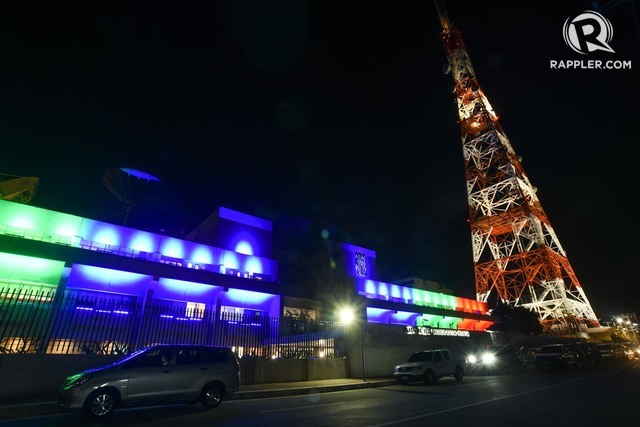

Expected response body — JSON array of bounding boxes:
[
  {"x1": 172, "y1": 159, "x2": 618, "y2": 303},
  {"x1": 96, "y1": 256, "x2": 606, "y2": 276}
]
[
  {"x1": 110, "y1": 346, "x2": 155, "y2": 366},
  {"x1": 408, "y1": 352, "x2": 434, "y2": 362}
]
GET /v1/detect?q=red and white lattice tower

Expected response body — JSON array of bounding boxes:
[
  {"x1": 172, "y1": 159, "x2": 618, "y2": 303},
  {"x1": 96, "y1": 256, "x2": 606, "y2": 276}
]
[{"x1": 434, "y1": 1, "x2": 600, "y2": 334}]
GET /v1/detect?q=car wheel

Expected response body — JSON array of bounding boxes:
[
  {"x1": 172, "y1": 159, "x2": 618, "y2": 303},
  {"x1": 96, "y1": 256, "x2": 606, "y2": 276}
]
[
  {"x1": 423, "y1": 370, "x2": 436, "y2": 385},
  {"x1": 200, "y1": 383, "x2": 223, "y2": 409},
  {"x1": 454, "y1": 365, "x2": 464, "y2": 381},
  {"x1": 84, "y1": 389, "x2": 117, "y2": 419}
]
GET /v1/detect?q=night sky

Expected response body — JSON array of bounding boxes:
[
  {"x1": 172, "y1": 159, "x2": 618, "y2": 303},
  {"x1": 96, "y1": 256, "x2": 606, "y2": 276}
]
[{"x1": 2, "y1": 1, "x2": 639, "y2": 318}]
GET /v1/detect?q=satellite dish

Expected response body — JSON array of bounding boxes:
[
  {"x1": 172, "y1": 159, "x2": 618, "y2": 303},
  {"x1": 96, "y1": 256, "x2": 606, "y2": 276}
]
[
  {"x1": 102, "y1": 168, "x2": 162, "y2": 226},
  {"x1": 0, "y1": 174, "x2": 40, "y2": 204}
]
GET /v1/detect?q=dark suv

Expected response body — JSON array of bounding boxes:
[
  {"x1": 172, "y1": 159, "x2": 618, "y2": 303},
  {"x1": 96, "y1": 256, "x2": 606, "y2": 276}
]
[
  {"x1": 535, "y1": 344, "x2": 579, "y2": 369},
  {"x1": 597, "y1": 343, "x2": 625, "y2": 362},
  {"x1": 58, "y1": 344, "x2": 241, "y2": 419},
  {"x1": 572, "y1": 342, "x2": 602, "y2": 366}
]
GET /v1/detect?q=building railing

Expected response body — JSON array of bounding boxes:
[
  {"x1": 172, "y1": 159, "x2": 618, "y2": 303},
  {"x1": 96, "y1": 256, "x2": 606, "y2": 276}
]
[{"x1": 0, "y1": 288, "x2": 347, "y2": 359}]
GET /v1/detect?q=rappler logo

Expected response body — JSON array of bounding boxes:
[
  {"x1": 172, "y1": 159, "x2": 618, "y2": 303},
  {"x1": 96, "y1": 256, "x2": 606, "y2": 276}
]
[{"x1": 563, "y1": 10, "x2": 615, "y2": 54}]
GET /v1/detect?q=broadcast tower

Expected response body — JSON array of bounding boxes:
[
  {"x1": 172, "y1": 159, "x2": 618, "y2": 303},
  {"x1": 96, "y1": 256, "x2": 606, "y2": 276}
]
[{"x1": 434, "y1": 1, "x2": 600, "y2": 334}]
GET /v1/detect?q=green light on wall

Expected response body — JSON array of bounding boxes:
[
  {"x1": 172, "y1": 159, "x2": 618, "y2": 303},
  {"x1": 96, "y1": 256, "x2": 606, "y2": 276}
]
[
  {"x1": 0, "y1": 252, "x2": 65, "y2": 286},
  {"x1": 0, "y1": 199, "x2": 82, "y2": 241}
]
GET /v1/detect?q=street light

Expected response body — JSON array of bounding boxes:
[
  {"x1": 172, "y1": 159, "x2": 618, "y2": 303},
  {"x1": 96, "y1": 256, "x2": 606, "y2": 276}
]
[{"x1": 337, "y1": 306, "x2": 366, "y2": 382}]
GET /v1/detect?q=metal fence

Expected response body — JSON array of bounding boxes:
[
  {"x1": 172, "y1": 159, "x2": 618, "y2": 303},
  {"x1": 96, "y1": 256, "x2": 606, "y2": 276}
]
[{"x1": 0, "y1": 288, "x2": 347, "y2": 358}]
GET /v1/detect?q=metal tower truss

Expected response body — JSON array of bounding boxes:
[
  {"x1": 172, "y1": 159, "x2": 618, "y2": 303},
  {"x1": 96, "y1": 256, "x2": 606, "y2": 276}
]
[{"x1": 434, "y1": 1, "x2": 599, "y2": 334}]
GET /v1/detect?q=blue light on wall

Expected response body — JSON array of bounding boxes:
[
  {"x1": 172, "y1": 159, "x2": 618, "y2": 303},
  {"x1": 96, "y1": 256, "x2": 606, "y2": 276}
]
[
  {"x1": 365, "y1": 308, "x2": 423, "y2": 326},
  {"x1": 159, "y1": 237, "x2": 185, "y2": 259},
  {"x1": 91, "y1": 224, "x2": 122, "y2": 247},
  {"x1": 67, "y1": 264, "x2": 151, "y2": 296},
  {"x1": 154, "y1": 278, "x2": 224, "y2": 303},
  {"x1": 219, "y1": 207, "x2": 272, "y2": 231},
  {"x1": 221, "y1": 288, "x2": 280, "y2": 315},
  {"x1": 244, "y1": 256, "x2": 264, "y2": 276},
  {"x1": 232, "y1": 233, "x2": 255, "y2": 256},
  {"x1": 341, "y1": 242, "x2": 376, "y2": 279},
  {"x1": 366, "y1": 307, "x2": 395, "y2": 323},
  {"x1": 391, "y1": 311, "x2": 422, "y2": 325},
  {"x1": 128, "y1": 230, "x2": 158, "y2": 253},
  {"x1": 221, "y1": 251, "x2": 240, "y2": 270},
  {"x1": 191, "y1": 245, "x2": 214, "y2": 265},
  {"x1": 389, "y1": 284, "x2": 402, "y2": 300}
]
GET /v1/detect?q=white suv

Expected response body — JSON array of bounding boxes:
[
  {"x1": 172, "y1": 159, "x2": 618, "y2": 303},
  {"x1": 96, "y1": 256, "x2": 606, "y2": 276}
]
[{"x1": 57, "y1": 344, "x2": 241, "y2": 419}]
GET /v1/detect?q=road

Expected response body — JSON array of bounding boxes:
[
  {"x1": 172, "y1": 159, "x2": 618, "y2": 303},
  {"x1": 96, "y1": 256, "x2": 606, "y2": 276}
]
[{"x1": 3, "y1": 362, "x2": 638, "y2": 427}]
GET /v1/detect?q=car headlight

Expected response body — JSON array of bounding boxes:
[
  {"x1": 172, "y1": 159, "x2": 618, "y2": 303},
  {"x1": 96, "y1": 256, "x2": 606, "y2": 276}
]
[
  {"x1": 62, "y1": 373, "x2": 90, "y2": 390},
  {"x1": 467, "y1": 354, "x2": 478, "y2": 364},
  {"x1": 481, "y1": 352, "x2": 497, "y2": 365}
]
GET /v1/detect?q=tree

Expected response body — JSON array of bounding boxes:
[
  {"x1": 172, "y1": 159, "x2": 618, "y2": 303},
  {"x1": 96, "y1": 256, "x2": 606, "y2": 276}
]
[{"x1": 488, "y1": 303, "x2": 543, "y2": 335}]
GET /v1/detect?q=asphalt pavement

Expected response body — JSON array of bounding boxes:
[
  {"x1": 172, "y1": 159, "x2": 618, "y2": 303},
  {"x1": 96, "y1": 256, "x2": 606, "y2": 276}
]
[{"x1": 0, "y1": 377, "x2": 397, "y2": 421}]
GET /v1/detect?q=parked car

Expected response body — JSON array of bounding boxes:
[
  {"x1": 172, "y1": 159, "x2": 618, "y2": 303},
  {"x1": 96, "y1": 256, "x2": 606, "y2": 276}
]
[
  {"x1": 597, "y1": 343, "x2": 625, "y2": 362},
  {"x1": 393, "y1": 349, "x2": 465, "y2": 385},
  {"x1": 57, "y1": 344, "x2": 241, "y2": 419},
  {"x1": 622, "y1": 342, "x2": 640, "y2": 360},
  {"x1": 566, "y1": 343, "x2": 588, "y2": 367},
  {"x1": 518, "y1": 347, "x2": 539, "y2": 367},
  {"x1": 466, "y1": 344, "x2": 520, "y2": 373},
  {"x1": 535, "y1": 344, "x2": 579, "y2": 369},
  {"x1": 571, "y1": 342, "x2": 602, "y2": 366}
]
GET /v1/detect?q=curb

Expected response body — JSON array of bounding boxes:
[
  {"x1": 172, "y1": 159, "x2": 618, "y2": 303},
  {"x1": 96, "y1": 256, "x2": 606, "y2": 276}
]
[
  {"x1": 0, "y1": 379, "x2": 397, "y2": 420},
  {"x1": 226, "y1": 379, "x2": 397, "y2": 400}
]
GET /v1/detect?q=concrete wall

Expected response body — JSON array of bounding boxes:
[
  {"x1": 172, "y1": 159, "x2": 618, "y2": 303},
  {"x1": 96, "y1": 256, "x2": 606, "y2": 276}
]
[
  {"x1": 0, "y1": 325, "x2": 496, "y2": 398},
  {"x1": 240, "y1": 358, "x2": 349, "y2": 384},
  {"x1": 0, "y1": 354, "x2": 122, "y2": 399},
  {"x1": 0, "y1": 354, "x2": 350, "y2": 399}
]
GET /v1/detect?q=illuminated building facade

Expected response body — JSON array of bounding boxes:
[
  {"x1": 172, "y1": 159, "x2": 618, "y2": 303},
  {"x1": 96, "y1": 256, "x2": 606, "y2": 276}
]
[
  {"x1": 321, "y1": 241, "x2": 494, "y2": 332},
  {"x1": 0, "y1": 198, "x2": 494, "y2": 355}
]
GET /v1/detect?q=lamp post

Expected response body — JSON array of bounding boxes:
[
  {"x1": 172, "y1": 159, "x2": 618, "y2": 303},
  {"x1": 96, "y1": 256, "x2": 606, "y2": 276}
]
[
  {"x1": 338, "y1": 306, "x2": 367, "y2": 381},
  {"x1": 361, "y1": 326, "x2": 367, "y2": 382}
]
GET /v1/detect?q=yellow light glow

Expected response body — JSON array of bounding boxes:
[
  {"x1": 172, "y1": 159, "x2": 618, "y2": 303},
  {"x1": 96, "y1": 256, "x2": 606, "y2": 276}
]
[{"x1": 338, "y1": 307, "x2": 355, "y2": 324}]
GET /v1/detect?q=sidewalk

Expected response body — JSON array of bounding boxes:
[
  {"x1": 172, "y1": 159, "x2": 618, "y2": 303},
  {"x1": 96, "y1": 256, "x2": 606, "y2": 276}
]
[{"x1": 0, "y1": 378, "x2": 397, "y2": 421}]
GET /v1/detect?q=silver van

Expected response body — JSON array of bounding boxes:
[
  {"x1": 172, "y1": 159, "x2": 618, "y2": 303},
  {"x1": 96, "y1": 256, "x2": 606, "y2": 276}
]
[{"x1": 57, "y1": 344, "x2": 240, "y2": 419}]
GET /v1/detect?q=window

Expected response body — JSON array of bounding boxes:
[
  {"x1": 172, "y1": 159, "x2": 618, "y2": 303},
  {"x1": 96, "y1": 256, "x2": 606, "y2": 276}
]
[{"x1": 204, "y1": 347, "x2": 231, "y2": 363}]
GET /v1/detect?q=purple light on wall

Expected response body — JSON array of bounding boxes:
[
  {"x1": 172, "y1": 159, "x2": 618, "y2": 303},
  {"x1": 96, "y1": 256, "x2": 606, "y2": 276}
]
[
  {"x1": 67, "y1": 264, "x2": 152, "y2": 296},
  {"x1": 159, "y1": 236, "x2": 185, "y2": 258},
  {"x1": 243, "y1": 256, "x2": 264, "y2": 276},
  {"x1": 221, "y1": 251, "x2": 240, "y2": 270},
  {"x1": 390, "y1": 311, "x2": 421, "y2": 325},
  {"x1": 365, "y1": 308, "x2": 421, "y2": 326},
  {"x1": 378, "y1": 282, "x2": 389, "y2": 300},
  {"x1": 219, "y1": 207, "x2": 272, "y2": 231},
  {"x1": 232, "y1": 234, "x2": 255, "y2": 256},
  {"x1": 191, "y1": 245, "x2": 214, "y2": 265},
  {"x1": 340, "y1": 242, "x2": 377, "y2": 279},
  {"x1": 366, "y1": 307, "x2": 395, "y2": 323},
  {"x1": 221, "y1": 288, "x2": 280, "y2": 315},
  {"x1": 154, "y1": 278, "x2": 224, "y2": 304},
  {"x1": 217, "y1": 207, "x2": 272, "y2": 258},
  {"x1": 128, "y1": 230, "x2": 159, "y2": 253},
  {"x1": 92, "y1": 224, "x2": 121, "y2": 247},
  {"x1": 390, "y1": 284, "x2": 402, "y2": 300}
]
